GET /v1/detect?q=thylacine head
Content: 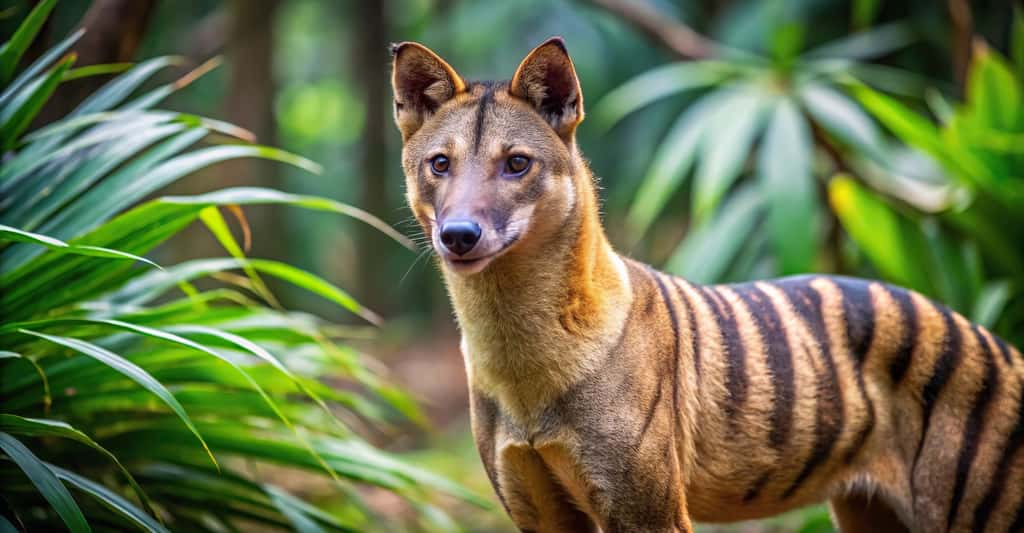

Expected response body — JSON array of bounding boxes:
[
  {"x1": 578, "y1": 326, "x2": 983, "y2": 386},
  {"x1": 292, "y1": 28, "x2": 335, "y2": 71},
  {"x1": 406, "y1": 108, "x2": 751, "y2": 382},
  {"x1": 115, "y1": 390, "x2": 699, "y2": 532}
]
[{"x1": 391, "y1": 37, "x2": 595, "y2": 277}]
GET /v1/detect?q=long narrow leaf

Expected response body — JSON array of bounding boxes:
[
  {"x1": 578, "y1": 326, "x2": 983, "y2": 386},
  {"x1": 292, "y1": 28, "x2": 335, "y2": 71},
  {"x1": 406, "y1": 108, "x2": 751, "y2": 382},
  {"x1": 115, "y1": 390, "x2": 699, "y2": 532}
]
[
  {"x1": 1, "y1": 55, "x2": 74, "y2": 151},
  {"x1": 758, "y1": 99, "x2": 818, "y2": 274},
  {"x1": 626, "y1": 90, "x2": 720, "y2": 238},
  {"x1": 0, "y1": 225, "x2": 159, "y2": 270},
  {"x1": 592, "y1": 61, "x2": 726, "y2": 130},
  {"x1": 16, "y1": 330, "x2": 218, "y2": 470},
  {"x1": 692, "y1": 86, "x2": 771, "y2": 221},
  {"x1": 0, "y1": 29, "x2": 83, "y2": 109},
  {"x1": 0, "y1": 0, "x2": 58, "y2": 83},
  {"x1": 47, "y1": 463, "x2": 168, "y2": 533},
  {"x1": 0, "y1": 432, "x2": 90, "y2": 533},
  {"x1": 0, "y1": 414, "x2": 155, "y2": 518}
]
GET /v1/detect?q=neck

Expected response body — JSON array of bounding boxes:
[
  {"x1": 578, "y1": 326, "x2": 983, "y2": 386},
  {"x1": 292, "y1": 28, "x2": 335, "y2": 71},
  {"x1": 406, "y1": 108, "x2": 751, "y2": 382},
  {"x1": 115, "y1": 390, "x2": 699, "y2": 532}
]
[{"x1": 443, "y1": 165, "x2": 632, "y2": 420}]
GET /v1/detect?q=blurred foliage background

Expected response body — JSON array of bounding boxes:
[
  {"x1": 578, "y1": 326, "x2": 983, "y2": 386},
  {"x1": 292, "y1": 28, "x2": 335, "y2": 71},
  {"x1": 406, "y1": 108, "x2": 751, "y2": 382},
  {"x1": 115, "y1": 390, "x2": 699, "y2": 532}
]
[{"x1": 2, "y1": 0, "x2": 1023, "y2": 531}]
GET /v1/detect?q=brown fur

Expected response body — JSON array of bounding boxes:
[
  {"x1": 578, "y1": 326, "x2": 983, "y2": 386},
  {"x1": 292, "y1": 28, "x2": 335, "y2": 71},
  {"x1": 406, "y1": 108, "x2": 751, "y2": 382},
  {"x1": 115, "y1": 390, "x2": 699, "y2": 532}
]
[{"x1": 392, "y1": 37, "x2": 1024, "y2": 532}]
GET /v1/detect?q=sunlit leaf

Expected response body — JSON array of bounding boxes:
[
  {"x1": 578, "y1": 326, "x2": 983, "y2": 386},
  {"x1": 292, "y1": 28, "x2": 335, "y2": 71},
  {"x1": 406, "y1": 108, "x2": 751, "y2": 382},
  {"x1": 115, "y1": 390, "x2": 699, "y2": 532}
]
[
  {"x1": 592, "y1": 61, "x2": 726, "y2": 131},
  {"x1": 0, "y1": 225, "x2": 159, "y2": 270},
  {"x1": 665, "y1": 185, "x2": 764, "y2": 282},
  {"x1": 692, "y1": 86, "x2": 771, "y2": 221},
  {"x1": 17, "y1": 331, "x2": 218, "y2": 470},
  {"x1": 0, "y1": 0, "x2": 57, "y2": 83},
  {"x1": 758, "y1": 99, "x2": 818, "y2": 274},
  {"x1": 828, "y1": 174, "x2": 935, "y2": 294},
  {"x1": 0, "y1": 55, "x2": 74, "y2": 150},
  {"x1": 802, "y1": 21, "x2": 913, "y2": 61},
  {"x1": 626, "y1": 90, "x2": 719, "y2": 238},
  {"x1": 973, "y1": 281, "x2": 1012, "y2": 328},
  {"x1": 800, "y1": 83, "x2": 886, "y2": 161},
  {"x1": 966, "y1": 41, "x2": 1021, "y2": 131}
]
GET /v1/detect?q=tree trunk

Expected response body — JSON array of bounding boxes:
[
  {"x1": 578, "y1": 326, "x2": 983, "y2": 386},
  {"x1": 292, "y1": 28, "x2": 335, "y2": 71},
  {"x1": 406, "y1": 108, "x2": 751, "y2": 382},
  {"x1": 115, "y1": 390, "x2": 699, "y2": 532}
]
[
  {"x1": 36, "y1": 0, "x2": 155, "y2": 122},
  {"x1": 353, "y1": 0, "x2": 394, "y2": 312},
  {"x1": 218, "y1": 0, "x2": 283, "y2": 261}
]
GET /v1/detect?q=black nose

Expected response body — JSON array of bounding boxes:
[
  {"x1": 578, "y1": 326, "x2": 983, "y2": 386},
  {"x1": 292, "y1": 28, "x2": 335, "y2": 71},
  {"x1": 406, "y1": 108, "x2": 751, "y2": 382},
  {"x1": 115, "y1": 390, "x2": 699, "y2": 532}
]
[{"x1": 439, "y1": 220, "x2": 482, "y2": 256}]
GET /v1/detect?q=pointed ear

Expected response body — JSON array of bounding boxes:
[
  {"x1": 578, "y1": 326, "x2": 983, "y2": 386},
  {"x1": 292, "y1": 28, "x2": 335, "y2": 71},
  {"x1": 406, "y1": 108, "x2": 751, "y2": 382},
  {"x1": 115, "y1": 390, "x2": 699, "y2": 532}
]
[
  {"x1": 391, "y1": 42, "x2": 467, "y2": 140},
  {"x1": 510, "y1": 37, "x2": 584, "y2": 139}
]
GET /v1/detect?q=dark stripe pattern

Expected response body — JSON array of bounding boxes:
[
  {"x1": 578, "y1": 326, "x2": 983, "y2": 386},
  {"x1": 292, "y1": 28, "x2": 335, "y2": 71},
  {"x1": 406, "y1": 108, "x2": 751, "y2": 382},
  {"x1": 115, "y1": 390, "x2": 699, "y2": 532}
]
[
  {"x1": 946, "y1": 325, "x2": 998, "y2": 531},
  {"x1": 743, "y1": 473, "x2": 772, "y2": 503},
  {"x1": 993, "y1": 335, "x2": 1014, "y2": 365},
  {"x1": 778, "y1": 279, "x2": 844, "y2": 499},
  {"x1": 672, "y1": 280, "x2": 702, "y2": 380},
  {"x1": 834, "y1": 278, "x2": 877, "y2": 463},
  {"x1": 911, "y1": 303, "x2": 965, "y2": 474},
  {"x1": 698, "y1": 287, "x2": 747, "y2": 421},
  {"x1": 650, "y1": 270, "x2": 683, "y2": 439},
  {"x1": 884, "y1": 285, "x2": 918, "y2": 384},
  {"x1": 972, "y1": 383, "x2": 1024, "y2": 532},
  {"x1": 472, "y1": 84, "x2": 496, "y2": 153},
  {"x1": 732, "y1": 284, "x2": 794, "y2": 450}
]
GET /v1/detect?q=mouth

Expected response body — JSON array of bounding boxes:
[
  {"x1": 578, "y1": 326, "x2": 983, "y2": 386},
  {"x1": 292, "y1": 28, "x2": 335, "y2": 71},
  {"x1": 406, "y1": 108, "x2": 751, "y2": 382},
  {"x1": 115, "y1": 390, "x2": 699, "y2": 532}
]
[
  {"x1": 446, "y1": 254, "x2": 497, "y2": 274},
  {"x1": 436, "y1": 234, "x2": 520, "y2": 275}
]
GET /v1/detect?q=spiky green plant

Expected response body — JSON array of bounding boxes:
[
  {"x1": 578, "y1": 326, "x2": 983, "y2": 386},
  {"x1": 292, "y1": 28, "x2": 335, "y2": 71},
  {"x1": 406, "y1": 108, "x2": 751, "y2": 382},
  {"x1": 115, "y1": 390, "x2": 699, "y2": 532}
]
[{"x1": 0, "y1": 2, "x2": 485, "y2": 531}]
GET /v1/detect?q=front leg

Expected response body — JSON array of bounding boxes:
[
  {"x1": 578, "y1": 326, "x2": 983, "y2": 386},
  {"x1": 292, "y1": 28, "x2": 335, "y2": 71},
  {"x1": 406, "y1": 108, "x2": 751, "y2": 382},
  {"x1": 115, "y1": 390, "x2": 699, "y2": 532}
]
[
  {"x1": 576, "y1": 431, "x2": 692, "y2": 532},
  {"x1": 498, "y1": 442, "x2": 597, "y2": 532},
  {"x1": 469, "y1": 391, "x2": 594, "y2": 532}
]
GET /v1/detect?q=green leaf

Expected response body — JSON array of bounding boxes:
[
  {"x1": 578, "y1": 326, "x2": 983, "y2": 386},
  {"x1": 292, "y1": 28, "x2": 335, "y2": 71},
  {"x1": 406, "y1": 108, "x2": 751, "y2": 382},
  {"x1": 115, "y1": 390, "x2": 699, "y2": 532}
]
[
  {"x1": 972, "y1": 281, "x2": 1012, "y2": 328},
  {"x1": 1012, "y1": 5, "x2": 1024, "y2": 77},
  {"x1": 0, "y1": 350, "x2": 50, "y2": 409},
  {"x1": 162, "y1": 187, "x2": 414, "y2": 250},
  {"x1": 4, "y1": 123, "x2": 193, "y2": 232},
  {"x1": 0, "y1": 225, "x2": 159, "y2": 270},
  {"x1": 626, "y1": 90, "x2": 719, "y2": 238},
  {"x1": 0, "y1": 514, "x2": 17, "y2": 533},
  {"x1": 246, "y1": 259, "x2": 380, "y2": 326},
  {"x1": 0, "y1": 55, "x2": 74, "y2": 151},
  {"x1": 0, "y1": 414, "x2": 156, "y2": 518},
  {"x1": 199, "y1": 206, "x2": 280, "y2": 308},
  {"x1": 0, "y1": 431, "x2": 91, "y2": 533},
  {"x1": 966, "y1": 42, "x2": 1021, "y2": 131},
  {"x1": 692, "y1": 86, "x2": 771, "y2": 221},
  {"x1": 263, "y1": 485, "x2": 328, "y2": 533},
  {"x1": 99, "y1": 256, "x2": 378, "y2": 325},
  {"x1": 592, "y1": 61, "x2": 726, "y2": 131},
  {"x1": 665, "y1": 185, "x2": 764, "y2": 282},
  {"x1": 851, "y1": 0, "x2": 880, "y2": 29},
  {"x1": 1, "y1": 113, "x2": 191, "y2": 191},
  {"x1": 62, "y1": 62, "x2": 134, "y2": 82},
  {"x1": 74, "y1": 56, "x2": 184, "y2": 117},
  {"x1": 0, "y1": 28, "x2": 83, "y2": 109},
  {"x1": 38, "y1": 144, "x2": 320, "y2": 242},
  {"x1": 16, "y1": 330, "x2": 218, "y2": 470},
  {"x1": 828, "y1": 174, "x2": 935, "y2": 295},
  {"x1": 801, "y1": 21, "x2": 913, "y2": 61},
  {"x1": 852, "y1": 84, "x2": 984, "y2": 185},
  {"x1": 0, "y1": 0, "x2": 58, "y2": 84},
  {"x1": 47, "y1": 463, "x2": 169, "y2": 533},
  {"x1": 758, "y1": 100, "x2": 818, "y2": 274},
  {"x1": 800, "y1": 83, "x2": 886, "y2": 161}
]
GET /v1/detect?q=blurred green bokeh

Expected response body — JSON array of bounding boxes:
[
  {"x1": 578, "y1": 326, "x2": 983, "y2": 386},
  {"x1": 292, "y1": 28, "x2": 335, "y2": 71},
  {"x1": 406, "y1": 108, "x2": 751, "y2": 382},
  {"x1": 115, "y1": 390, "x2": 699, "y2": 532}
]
[{"x1": 3, "y1": 0, "x2": 1023, "y2": 530}]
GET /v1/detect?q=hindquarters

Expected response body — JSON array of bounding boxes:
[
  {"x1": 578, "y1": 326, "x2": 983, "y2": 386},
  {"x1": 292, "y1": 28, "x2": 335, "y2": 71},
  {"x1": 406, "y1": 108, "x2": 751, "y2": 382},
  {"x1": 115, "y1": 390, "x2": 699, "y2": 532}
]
[{"x1": 858, "y1": 283, "x2": 1024, "y2": 532}]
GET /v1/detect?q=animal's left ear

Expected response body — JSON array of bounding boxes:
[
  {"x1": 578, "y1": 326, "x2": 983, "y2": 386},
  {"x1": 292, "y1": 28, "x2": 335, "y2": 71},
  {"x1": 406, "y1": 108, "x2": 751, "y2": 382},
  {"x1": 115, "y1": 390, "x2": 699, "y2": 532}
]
[{"x1": 510, "y1": 37, "x2": 584, "y2": 139}]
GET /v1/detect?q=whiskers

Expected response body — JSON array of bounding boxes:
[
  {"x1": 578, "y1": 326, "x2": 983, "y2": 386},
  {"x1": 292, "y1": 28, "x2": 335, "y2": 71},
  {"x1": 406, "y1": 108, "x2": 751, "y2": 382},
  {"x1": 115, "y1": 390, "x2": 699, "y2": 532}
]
[
  {"x1": 399, "y1": 245, "x2": 435, "y2": 285},
  {"x1": 394, "y1": 214, "x2": 437, "y2": 286}
]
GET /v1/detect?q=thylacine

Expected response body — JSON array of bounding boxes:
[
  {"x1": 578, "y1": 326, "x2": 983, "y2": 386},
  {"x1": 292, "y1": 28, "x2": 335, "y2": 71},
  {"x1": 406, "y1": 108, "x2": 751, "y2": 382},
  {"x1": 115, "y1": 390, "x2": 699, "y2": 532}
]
[{"x1": 391, "y1": 37, "x2": 1024, "y2": 532}]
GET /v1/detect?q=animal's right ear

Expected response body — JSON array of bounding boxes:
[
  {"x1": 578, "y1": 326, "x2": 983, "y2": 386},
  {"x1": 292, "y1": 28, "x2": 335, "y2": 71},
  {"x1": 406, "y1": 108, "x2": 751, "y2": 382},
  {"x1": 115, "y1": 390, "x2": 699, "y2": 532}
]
[{"x1": 391, "y1": 42, "x2": 466, "y2": 141}]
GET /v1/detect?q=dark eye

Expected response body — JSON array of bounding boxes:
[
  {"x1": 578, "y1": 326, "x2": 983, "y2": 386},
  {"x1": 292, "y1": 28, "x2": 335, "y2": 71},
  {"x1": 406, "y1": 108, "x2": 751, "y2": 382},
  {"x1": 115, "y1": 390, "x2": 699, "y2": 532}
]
[
  {"x1": 430, "y1": 155, "x2": 450, "y2": 175},
  {"x1": 504, "y1": 155, "x2": 531, "y2": 176}
]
